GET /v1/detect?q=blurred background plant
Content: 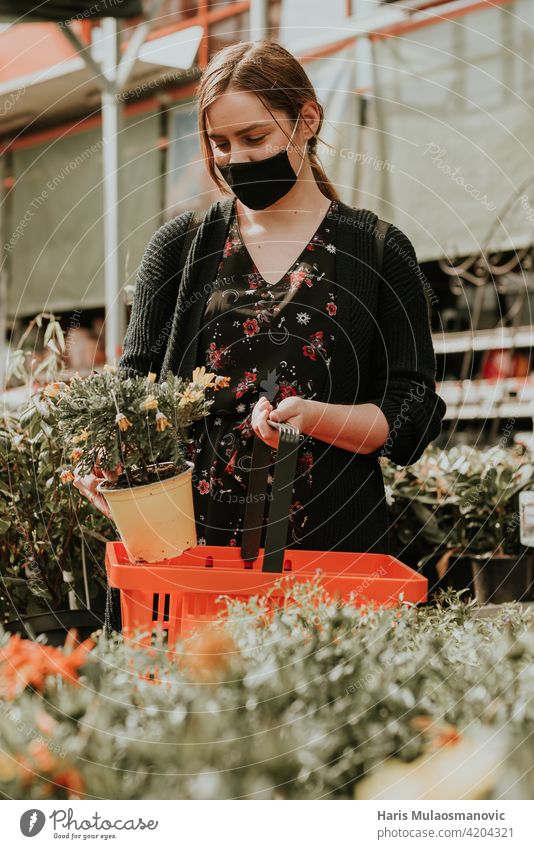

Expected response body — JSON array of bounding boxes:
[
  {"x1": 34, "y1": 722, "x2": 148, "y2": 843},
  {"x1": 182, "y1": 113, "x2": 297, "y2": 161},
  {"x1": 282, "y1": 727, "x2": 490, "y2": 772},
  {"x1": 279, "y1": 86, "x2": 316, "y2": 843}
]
[
  {"x1": 1, "y1": 314, "x2": 113, "y2": 624},
  {"x1": 382, "y1": 445, "x2": 534, "y2": 593}
]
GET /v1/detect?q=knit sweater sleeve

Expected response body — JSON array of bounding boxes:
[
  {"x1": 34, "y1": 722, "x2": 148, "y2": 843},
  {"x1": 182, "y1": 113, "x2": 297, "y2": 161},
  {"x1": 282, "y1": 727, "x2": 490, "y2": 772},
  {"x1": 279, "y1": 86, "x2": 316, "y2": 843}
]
[
  {"x1": 118, "y1": 211, "x2": 192, "y2": 380},
  {"x1": 364, "y1": 224, "x2": 447, "y2": 466}
]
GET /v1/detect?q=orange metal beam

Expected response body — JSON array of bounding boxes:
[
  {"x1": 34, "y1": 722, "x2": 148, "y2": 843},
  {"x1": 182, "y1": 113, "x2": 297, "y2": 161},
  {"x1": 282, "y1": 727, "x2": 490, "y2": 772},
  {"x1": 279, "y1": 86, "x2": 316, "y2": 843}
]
[
  {"x1": 197, "y1": 0, "x2": 210, "y2": 69},
  {"x1": 120, "y1": 0, "x2": 249, "y2": 49},
  {"x1": 298, "y1": 34, "x2": 359, "y2": 63},
  {"x1": 369, "y1": 0, "x2": 517, "y2": 40}
]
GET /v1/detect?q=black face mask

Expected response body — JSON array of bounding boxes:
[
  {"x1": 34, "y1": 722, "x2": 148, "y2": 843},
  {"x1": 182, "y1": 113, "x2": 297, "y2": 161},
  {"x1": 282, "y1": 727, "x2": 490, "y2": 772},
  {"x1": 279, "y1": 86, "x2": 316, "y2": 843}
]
[{"x1": 216, "y1": 117, "x2": 307, "y2": 210}]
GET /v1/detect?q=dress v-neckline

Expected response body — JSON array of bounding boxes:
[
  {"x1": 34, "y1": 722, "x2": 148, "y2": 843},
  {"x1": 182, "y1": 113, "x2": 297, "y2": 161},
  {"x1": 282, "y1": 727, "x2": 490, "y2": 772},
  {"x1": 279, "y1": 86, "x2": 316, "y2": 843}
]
[{"x1": 233, "y1": 197, "x2": 334, "y2": 287}]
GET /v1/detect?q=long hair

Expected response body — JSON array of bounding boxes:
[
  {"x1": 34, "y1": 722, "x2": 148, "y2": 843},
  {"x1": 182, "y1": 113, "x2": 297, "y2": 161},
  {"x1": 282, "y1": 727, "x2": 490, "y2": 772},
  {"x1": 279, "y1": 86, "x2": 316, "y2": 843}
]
[{"x1": 196, "y1": 40, "x2": 340, "y2": 202}]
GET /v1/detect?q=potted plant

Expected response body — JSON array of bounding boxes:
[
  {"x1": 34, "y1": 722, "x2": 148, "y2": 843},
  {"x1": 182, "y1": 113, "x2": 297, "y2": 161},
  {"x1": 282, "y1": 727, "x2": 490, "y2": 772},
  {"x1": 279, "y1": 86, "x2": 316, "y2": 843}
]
[
  {"x1": 453, "y1": 448, "x2": 534, "y2": 604},
  {"x1": 37, "y1": 365, "x2": 229, "y2": 563},
  {"x1": 382, "y1": 445, "x2": 534, "y2": 604},
  {"x1": 380, "y1": 447, "x2": 471, "y2": 598}
]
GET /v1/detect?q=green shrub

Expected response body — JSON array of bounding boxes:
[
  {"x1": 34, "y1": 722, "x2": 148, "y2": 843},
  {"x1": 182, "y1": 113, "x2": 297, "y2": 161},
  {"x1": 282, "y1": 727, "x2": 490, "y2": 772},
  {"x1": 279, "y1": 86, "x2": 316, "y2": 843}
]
[
  {"x1": 1, "y1": 315, "x2": 113, "y2": 622},
  {"x1": 381, "y1": 444, "x2": 534, "y2": 567}
]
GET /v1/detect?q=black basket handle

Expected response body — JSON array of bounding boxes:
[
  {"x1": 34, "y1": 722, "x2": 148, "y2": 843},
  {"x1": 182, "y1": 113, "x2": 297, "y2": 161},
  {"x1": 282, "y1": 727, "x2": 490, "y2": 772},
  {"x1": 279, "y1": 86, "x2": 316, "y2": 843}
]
[{"x1": 240, "y1": 422, "x2": 300, "y2": 573}]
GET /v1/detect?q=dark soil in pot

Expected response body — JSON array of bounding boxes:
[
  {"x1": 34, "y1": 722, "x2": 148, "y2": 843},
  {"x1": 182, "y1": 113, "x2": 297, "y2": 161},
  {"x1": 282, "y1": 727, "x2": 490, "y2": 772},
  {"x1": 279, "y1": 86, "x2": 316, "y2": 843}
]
[
  {"x1": 471, "y1": 553, "x2": 534, "y2": 604},
  {"x1": 421, "y1": 554, "x2": 475, "y2": 603},
  {"x1": 100, "y1": 461, "x2": 187, "y2": 491}
]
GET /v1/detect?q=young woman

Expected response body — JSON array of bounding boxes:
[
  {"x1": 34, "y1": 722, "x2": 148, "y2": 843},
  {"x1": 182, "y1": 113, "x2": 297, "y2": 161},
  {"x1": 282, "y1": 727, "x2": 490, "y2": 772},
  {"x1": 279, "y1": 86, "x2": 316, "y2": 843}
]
[{"x1": 75, "y1": 39, "x2": 446, "y2": 555}]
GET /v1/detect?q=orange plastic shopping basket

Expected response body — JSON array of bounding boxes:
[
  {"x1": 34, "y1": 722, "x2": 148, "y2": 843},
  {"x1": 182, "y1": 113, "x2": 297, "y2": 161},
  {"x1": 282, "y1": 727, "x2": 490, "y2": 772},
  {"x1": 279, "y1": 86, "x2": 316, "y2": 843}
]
[{"x1": 105, "y1": 424, "x2": 427, "y2": 645}]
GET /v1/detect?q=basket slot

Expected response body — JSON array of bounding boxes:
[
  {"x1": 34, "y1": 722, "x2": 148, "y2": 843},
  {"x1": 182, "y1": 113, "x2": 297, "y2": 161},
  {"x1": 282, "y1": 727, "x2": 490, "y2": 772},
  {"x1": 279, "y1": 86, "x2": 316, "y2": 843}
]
[
  {"x1": 163, "y1": 593, "x2": 170, "y2": 622},
  {"x1": 184, "y1": 593, "x2": 217, "y2": 618},
  {"x1": 151, "y1": 592, "x2": 172, "y2": 623}
]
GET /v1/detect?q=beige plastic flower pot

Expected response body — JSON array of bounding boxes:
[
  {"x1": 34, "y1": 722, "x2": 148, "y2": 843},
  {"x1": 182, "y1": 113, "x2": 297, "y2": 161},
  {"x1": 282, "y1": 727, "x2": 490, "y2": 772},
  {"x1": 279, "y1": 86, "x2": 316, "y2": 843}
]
[{"x1": 96, "y1": 461, "x2": 197, "y2": 563}]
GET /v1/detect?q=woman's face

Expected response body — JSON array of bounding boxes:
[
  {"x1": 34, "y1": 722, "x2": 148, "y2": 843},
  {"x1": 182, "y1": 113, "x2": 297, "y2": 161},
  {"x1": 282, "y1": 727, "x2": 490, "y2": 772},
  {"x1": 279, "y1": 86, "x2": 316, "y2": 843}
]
[{"x1": 205, "y1": 88, "x2": 318, "y2": 174}]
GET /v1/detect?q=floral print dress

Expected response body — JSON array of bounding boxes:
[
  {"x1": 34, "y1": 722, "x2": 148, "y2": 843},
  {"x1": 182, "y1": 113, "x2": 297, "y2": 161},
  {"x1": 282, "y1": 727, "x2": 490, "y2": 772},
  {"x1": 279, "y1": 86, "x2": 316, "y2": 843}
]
[{"x1": 187, "y1": 197, "x2": 339, "y2": 549}]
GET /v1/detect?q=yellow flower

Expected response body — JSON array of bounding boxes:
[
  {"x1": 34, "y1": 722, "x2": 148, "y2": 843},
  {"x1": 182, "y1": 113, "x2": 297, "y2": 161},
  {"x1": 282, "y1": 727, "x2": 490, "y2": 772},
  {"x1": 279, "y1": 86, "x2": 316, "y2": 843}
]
[
  {"x1": 70, "y1": 448, "x2": 83, "y2": 463},
  {"x1": 60, "y1": 470, "x2": 75, "y2": 484},
  {"x1": 214, "y1": 375, "x2": 230, "y2": 390},
  {"x1": 140, "y1": 395, "x2": 158, "y2": 412},
  {"x1": 192, "y1": 366, "x2": 216, "y2": 388},
  {"x1": 43, "y1": 382, "x2": 61, "y2": 398},
  {"x1": 103, "y1": 364, "x2": 117, "y2": 374},
  {"x1": 155, "y1": 411, "x2": 171, "y2": 432},
  {"x1": 178, "y1": 387, "x2": 204, "y2": 407},
  {"x1": 115, "y1": 413, "x2": 133, "y2": 432},
  {"x1": 71, "y1": 428, "x2": 91, "y2": 445},
  {"x1": 147, "y1": 371, "x2": 157, "y2": 383}
]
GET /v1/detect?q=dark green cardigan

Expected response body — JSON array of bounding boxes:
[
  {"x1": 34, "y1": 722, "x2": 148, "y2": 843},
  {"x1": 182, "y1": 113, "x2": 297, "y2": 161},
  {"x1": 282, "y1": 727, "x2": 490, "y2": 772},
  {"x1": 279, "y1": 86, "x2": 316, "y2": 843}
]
[{"x1": 118, "y1": 196, "x2": 446, "y2": 554}]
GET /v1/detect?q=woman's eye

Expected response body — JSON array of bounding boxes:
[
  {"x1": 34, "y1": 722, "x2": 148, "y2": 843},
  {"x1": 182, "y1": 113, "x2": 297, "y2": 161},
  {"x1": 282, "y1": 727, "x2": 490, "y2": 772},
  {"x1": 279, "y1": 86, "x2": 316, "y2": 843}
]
[{"x1": 214, "y1": 136, "x2": 266, "y2": 150}]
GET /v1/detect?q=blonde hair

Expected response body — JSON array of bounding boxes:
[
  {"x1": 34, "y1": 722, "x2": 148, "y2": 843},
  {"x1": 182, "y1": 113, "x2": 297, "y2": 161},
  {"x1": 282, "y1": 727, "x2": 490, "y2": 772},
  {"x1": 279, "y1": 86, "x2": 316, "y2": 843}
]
[{"x1": 196, "y1": 39, "x2": 340, "y2": 202}]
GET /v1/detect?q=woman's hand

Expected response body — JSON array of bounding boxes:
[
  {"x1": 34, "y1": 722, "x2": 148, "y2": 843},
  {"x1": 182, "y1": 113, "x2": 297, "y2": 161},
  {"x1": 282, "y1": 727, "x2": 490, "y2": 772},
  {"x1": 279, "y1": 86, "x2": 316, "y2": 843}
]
[
  {"x1": 73, "y1": 450, "x2": 123, "y2": 521},
  {"x1": 251, "y1": 396, "x2": 311, "y2": 449}
]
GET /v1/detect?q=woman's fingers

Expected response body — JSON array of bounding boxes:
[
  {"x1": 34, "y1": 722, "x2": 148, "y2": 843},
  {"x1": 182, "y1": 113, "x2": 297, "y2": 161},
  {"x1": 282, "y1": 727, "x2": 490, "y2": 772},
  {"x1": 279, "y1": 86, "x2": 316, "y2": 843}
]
[
  {"x1": 102, "y1": 462, "x2": 123, "y2": 482},
  {"x1": 73, "y1": 455, "x2": 121, "y2": 520},
  {"x1": 250, "y1": 397, "x2": 281, "y2": 447},
  {"x1": 73, "y1": 471, "x2": 113, "y2": 521},
  {"x1": 251, "y1": 396, "x2": 271, "y2": 424},
  {"x1": 90, "y1": 491, "x2": 113, "y2": 521},
  {"x1": 92, "y1": 451, "x2": 123, "y2": 482},
  {"x1": 254, "y1": 408, "x2": 279, "y2": 448}
]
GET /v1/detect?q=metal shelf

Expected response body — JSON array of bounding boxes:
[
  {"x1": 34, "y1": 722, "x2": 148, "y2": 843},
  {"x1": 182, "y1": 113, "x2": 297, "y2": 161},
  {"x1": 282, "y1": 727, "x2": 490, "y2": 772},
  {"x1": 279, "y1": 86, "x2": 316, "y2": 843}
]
[
  {"x1": 441, "y1": 403, "x2": 534, "y2": 421},
  {"x1": 437, "y1": 377, "x2": 534, "y2": 420},
  {"x1": 433, "y1": 325, "x2": 534, "y2": 355}
]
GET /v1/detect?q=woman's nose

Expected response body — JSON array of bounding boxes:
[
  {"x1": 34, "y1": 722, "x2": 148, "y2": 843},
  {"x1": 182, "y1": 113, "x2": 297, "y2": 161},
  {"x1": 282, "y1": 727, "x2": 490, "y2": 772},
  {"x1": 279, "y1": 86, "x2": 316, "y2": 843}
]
[
  {"x1": 226, "y1": 143, "x2": 258, "y2": 164},
  {"x1": 227, "y1": 154, "x2": 254, "y2": 164}
]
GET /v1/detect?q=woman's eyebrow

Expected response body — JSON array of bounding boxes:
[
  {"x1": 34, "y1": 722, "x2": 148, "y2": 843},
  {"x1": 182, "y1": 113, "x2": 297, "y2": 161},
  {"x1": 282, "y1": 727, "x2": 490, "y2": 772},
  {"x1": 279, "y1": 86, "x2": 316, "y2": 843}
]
[{"x1": 207, "y1": 122, "x2": 272, "y2": 139}]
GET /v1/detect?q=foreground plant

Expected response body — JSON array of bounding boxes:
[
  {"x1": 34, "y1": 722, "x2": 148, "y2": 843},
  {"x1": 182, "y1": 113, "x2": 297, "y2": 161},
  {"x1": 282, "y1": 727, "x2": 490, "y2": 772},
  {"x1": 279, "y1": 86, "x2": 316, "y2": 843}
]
[
  {"x1": 0, "y1": 586, "x2": 533, "y2": 800},
  {"x1": 37, "y1": 365, "x2": 230, "y2": 489}
]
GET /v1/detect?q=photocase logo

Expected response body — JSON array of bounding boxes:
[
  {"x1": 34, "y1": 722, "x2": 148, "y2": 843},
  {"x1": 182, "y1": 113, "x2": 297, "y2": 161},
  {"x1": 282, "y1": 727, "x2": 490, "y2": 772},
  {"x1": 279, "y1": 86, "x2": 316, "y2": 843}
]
[
  {"x1": 259, "y1": 368, "x2": 280, "y2": 402},
  {"x1": 20, "y1": 809, "x2": 46, "y2": 837}
]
